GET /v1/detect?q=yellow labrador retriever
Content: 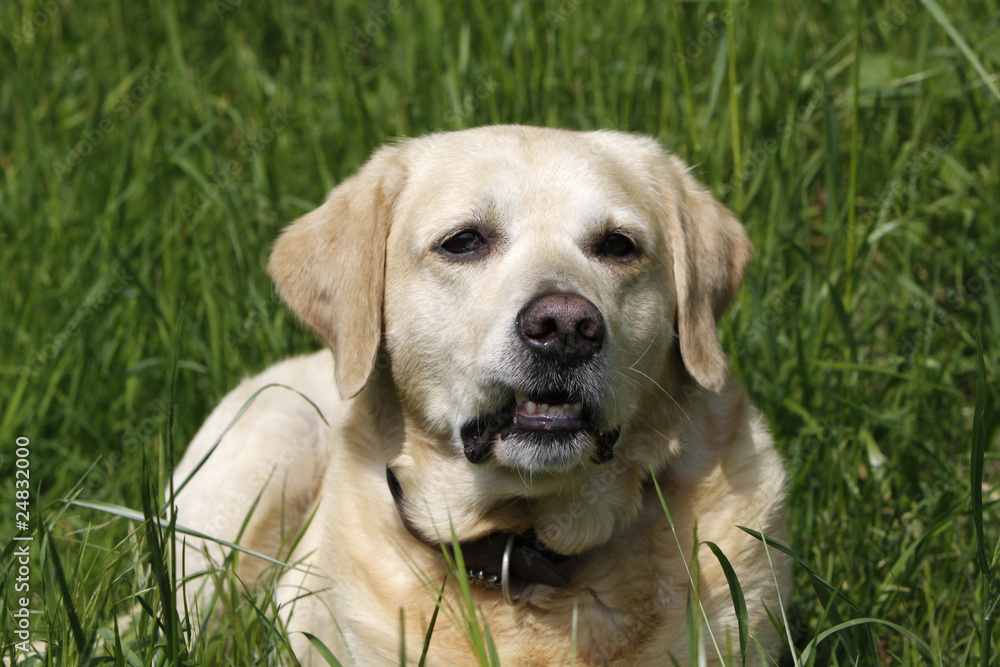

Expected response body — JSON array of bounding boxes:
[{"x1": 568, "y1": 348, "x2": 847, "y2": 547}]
[{"x1": 171, "y1": 125, "x2": 789, "y2": 665}]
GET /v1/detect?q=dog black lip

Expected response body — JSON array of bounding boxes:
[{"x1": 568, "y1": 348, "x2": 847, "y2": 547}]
[
  {"x1": 460, "y1": 393, "x2": 620, "y2": 465},
  {"x1": 461, "y1": 409, "x2": 513, "y2": 463},
  {"x1": 590, "y1": 428, "x2": 621, "y2": 464}
]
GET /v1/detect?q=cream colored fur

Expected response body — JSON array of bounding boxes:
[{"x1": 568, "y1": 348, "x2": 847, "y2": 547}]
[{"x1": 171, "y1": 125, "x2": 789, "y2": 666}]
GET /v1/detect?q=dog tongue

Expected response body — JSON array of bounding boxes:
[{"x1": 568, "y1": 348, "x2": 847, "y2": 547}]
[{"x1": 513, "y1": 393, "x2": 585, "y2": 431}]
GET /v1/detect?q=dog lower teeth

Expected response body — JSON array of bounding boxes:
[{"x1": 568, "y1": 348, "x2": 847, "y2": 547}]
[{"x1": 523, "y1": 401, "x2": 583, "y2": 417}]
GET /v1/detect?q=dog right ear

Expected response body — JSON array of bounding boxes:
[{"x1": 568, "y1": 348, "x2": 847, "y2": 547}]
[
  {"x1": 268, "y1": 144, "x2": 408, "y2": 399},
  {"x1": 665, "y1": 164, "x2": 753, "y2": 393}
]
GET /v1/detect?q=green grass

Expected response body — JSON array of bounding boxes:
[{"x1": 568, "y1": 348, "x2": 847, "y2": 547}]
[{"x1": 2, "y1": 0, "x2": 999, "y2": 663}]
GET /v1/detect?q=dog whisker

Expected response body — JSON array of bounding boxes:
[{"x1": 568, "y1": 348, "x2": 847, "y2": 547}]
[
  {"x1": 627, "y1": 334, "x2": 658, "y2": 370},
  {"x1": 621, "y1": 367, "x2": 692, "y2": 424}
]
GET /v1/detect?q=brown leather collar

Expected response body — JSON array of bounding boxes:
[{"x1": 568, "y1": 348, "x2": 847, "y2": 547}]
[{"x1": 386, "y1": 467, "x2": 572, "y2": 592}]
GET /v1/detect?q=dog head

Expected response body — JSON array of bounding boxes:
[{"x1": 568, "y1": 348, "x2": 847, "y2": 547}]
[{"x1": 269, "y1": 126, "x2": 751, "y2": 553}]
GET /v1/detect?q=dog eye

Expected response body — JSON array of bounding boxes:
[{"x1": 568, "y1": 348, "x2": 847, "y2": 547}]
[
  {"x1": 439, "y1": 229, "x2": 488, "y2": 257},
  {"x1": 596, "y1": 233, "x2": 639, "y2": 259}
]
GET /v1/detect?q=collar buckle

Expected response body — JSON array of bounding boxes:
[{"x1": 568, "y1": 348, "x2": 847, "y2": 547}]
[{"x1": 500, "y1": 533, "x2": 526, "y2": 606}]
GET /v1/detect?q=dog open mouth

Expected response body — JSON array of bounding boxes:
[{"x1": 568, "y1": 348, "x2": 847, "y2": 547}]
[
  {"x1": 460, "y1": 389, "x2": 619, "y2": 469},
  {"x1": 512, "y1": 390, "x2": 586, "y2": 431}
]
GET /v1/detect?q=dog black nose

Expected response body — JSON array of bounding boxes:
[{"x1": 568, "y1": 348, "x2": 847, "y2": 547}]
[{"x1": 517, "y1": 293, "x2": 605, "y2": 362}]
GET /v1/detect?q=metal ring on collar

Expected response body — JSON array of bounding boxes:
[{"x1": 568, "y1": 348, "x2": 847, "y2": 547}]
[{"x1": 501, "y1": 533, "x2": 525, "y2": 606}]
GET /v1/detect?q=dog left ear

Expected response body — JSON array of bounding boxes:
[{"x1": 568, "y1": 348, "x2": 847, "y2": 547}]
[
  {"x1": 665, "y1": 163, "x2": 753, "y2": 392},
  {"x1": 586, "y1": 131, "x2": 751, "y2": 392},
  {"x1": 268, "y1": 144, "x2": 408, "y2": 399}
]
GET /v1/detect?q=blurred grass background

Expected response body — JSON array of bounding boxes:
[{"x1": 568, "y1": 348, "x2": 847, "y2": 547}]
[{"x1": 1, "y1": 0, "x2": 998, "y2": 664}]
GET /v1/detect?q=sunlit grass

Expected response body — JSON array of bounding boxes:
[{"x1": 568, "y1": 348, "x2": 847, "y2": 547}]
[{"x1": 1, "y1": 0, "x2": 998, "y2": 664}]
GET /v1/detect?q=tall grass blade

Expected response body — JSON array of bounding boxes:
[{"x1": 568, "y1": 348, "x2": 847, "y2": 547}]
[
  {"x1": 139, "y1": 447, "x2": 183, "y2": 662},
  {"x1": 650, "y1": 469, "x2": 725, "y2": 664},
  {"x1": 970, "y1": 335, "x2": 990, "y2": 576},
  {"x1": 670, "y1": 0, "x2": 700, "y2": 153},
  {"x1": 759, "y1": 529, "x2": 799, "y2": 667},
  {"x1": 418, "y1": 576, "x2": 447, "y2": 667},
  {"x1": 917, "y1": 0, "x2": 1000, "y2": 105},
  {"x1": 738, "y1": 526, "x2": 865, "y2": 657},
  {"x1": 47, "y1": 536, "x2": 89, "y2": 656},
  {"x1": 788, "y1": 242, "x2": 857, "y2": 362},
  {"x1": 571, "y1": 602, "x2": 578, "y2": 667},
  {"x1": 301, "y1": 631, "x2": 344, "y2": 666},
  {"x1": 70, "y1": 499, "x2": 314, "y2": 575},
  {"x1": 726, "y1": 0, "x2": 742, "y2": 210},
  {"x1": 704, "y1": 541, "x2": 748, "y2": 665},
  {"x1": 843, "y1": 0, "x2": 862, "y2": 312},
  {"x1": 969, "y1": 335, "x2": 995, "y2": 666},
  {"x1": 168, "y1": 383, "x2": 329, "y2": 503},
  {"x1": 798, "y1": 618, "x2": 936, "y2": 666},
  {"x1": 442, "y1": 527, "x2": 490, "y2": 664}
]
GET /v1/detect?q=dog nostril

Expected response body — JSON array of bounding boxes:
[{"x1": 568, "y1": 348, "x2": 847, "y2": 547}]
[
  {"x1": 577, "y1": 318, "x2": 602, "y2": 343},
  {"x1": 522, "y1": 315, "x2": 558, "y2": 343},
  {"x1": 517, "y1": 293, "x2": 605, "y2": 362}
]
